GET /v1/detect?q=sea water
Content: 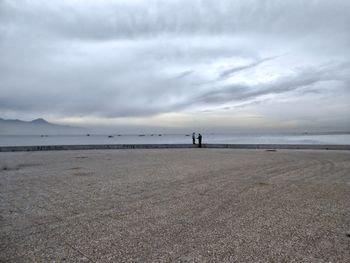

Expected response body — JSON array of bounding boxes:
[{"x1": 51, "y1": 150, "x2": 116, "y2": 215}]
[{"x1": 0, "y1": 133, "x2": 349, "y2": 147}]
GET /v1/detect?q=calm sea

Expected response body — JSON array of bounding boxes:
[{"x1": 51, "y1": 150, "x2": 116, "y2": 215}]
[{"x1": 0, "y1": 133, "x2": 349, "y2": 147}]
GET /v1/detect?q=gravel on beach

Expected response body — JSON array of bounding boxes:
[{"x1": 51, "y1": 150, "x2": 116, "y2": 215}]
[{"x1": 1, "y1": 149, "x2": 349, "y2": 262}]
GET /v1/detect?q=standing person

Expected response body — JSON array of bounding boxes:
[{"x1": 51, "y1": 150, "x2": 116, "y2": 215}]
[
  {"x1": 197, "y1": 133, "x2": 202, "y2": 148},
  {"x1": 192, "y1": 132, "x2": 196, "y2": 144}
]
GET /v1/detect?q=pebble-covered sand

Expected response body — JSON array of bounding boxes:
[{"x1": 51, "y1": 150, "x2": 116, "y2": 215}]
[{"x1": 1, "y1": 149, "x2": 349, "y2": 262}]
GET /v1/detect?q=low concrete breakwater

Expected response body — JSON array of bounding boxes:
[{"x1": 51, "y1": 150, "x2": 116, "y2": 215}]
[{"x1": 0, "y1": 144, "x2": 350, "y2": 152}]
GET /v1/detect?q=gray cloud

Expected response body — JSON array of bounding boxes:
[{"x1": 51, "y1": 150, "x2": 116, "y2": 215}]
[
  {"x1": 218, "y1": 56, "x2": 280, "y2": 80},
  {"x1": 2, "y1": 0, "x2": 350, "y2": 42},
  {"x1": 0, "y1": 0, "x2": 350, "y2": 131},
  {"x1": 195, "y1": 63, "x2": 350, "y2": 105},
  {"x1": 173, "y1": 70, "x2": 194, "y2": 80}
]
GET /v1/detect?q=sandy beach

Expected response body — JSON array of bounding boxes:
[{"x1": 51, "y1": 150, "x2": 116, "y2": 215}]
[{"x1": 1, "y1": 149, "x2": 349, "y2": 262}]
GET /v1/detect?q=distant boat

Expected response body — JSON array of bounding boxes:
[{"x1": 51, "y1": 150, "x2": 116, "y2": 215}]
[
  {"x1": 108, "y1": 135, "x2": 114, "y2": 138},
  {"x1": 86, "y1": 134, "x2": 90, "y2": 136},
  {"x1": 185, "y1": 134, "x2": 190, "y2": 136},
  {"x1": 139, "y1": 134, "x2": 145, "y2": 137},
  {"x1": 158, "y1": 134, "x2": 162, "y2": 136}
]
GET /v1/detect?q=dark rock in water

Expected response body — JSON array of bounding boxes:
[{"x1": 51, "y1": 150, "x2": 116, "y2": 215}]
[
  {"x1": 86, "y1": 134, "x2": 90, "y2": 136},
  {"x1": 139, "y1": 134, "x2": 145, "y2": 137},
  {"x1": 158, "y1": 134, "x2": 162, "y2": 136}
]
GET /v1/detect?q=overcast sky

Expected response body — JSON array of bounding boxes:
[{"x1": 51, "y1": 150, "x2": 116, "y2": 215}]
[{"x1": 1, "y1": 0, "x2": 349, "y2": 133}]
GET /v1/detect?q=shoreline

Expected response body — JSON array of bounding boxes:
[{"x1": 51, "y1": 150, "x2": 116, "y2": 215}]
[{"x1": 1, "y1": 143, "x2": 350, "y2": 152}]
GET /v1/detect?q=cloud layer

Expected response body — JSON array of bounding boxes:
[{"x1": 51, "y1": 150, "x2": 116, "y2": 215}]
[{"x1": 0, "y1": 0, "x2": 349, "y2": 131}]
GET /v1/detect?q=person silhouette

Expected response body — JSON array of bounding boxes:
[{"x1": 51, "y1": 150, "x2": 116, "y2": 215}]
[
  {"x1": 197, "y1": 133, "x2": 202, "y2": 148},
  {"x1": 192, "y1": 132, "x2": 196, "y2": 144}
]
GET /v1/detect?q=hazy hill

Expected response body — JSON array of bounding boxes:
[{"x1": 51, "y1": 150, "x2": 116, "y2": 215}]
[{"x1": 0, "y1": 118, "x2": 85, "y2": 135}]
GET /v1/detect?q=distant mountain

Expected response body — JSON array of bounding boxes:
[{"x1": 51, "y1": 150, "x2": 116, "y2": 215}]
[
  {"x1": 0, "y1": 118, "x2": 85, "y2": 135},
  {"x1": 31, "y1": 118, "x2": 49, "y2": 124}
]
